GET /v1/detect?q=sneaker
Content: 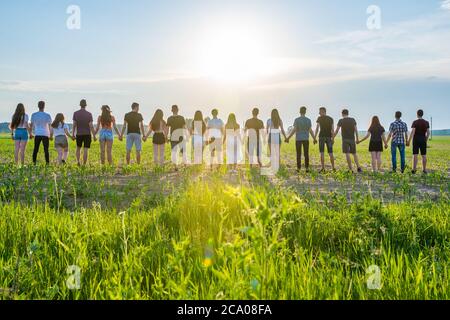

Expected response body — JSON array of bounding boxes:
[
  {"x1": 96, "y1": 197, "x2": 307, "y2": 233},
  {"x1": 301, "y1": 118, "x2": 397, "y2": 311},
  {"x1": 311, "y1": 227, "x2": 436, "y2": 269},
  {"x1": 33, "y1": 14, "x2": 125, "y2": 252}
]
[
  {"x1": 357, "y1": 167, "x2": 363, "y2": 173},
  {"x1": 411, "y1": 170, "x2": 417, "y2": 175}
]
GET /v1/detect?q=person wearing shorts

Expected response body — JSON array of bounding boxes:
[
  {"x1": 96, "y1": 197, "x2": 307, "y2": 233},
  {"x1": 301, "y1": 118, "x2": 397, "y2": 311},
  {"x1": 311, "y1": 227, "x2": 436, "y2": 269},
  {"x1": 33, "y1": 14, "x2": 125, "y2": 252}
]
[
  {"x1": 121, "y1": 103, "x2": 145, "y2": 165},
  {"x1": 314, "y1": 107, "x2": 335, "y2": 172},
  {"x1": 334, "y1": 109, "x2": 362, "y2": 173},
  {"x1": 358, "y1": 116, "x2": 387, "y2": 172},
  {"x1": 144, "y1": 109, "x2": 168, "y2": 166},
  {"x1": 408, "y1": 109, "x2": 430, "y2": 174},
  {"x1": 72, "y1": 100, "x2": 96, "y2": 166},
  {"x1": 167, "y1": 105, "x2": 187, "y2": 167},
  {"x1": 51, "y1": 113, "x2": 72, "y2": 165},
  {"x1": 10, "y1": 103, "x2": 31, "y2": 165},
  {"x1": 95, "y1": 105, "x2": 121, "y2": 165}
]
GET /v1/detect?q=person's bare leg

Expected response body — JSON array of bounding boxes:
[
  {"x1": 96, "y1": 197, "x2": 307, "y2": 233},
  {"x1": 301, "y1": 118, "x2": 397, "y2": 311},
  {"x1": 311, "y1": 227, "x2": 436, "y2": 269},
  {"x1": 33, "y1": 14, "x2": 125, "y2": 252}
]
[
  {"x1": 76, "y1": 147, "x2": 81, "y2": 165},
  {"x1": 353, "y1": 153, "x2": 361, "y2": 169},
  {"x1": 159, "y1": 144, "x2": 165, "y2": 165},
  {"x1": 100, "y1": 141, "x2": 106, "y2": 165},
  {"x1": 19, "y1": 141, "x2": 27, "y2": 165},
  {"x1": 14, "y1": 141, "x2": 20, "y2": 164},
  {"x1": 371, "y1": 152, "x2": 377, "y2": 172},
  {"x1": 329, "y1": 153, "x2": 335, "y2": 170},
  {"x1": 57, "y1": 148, "x2": 63, "y2": 164},
  {"x1": 320, "y1": 153, "x2": 325, "y2": 170},
  {"x1": 422, "y1": 155, "x2": 427, "y2": 173},
  {"x1": 153, "y1": 144, "x2": 159, "y2": 165},
  {"x1": 345, "y1": 153, "x2": 352, "y2": 171},
  {"x1": 126, "y1": 150, "x2": 131, "y2": 165},
  {"x1": 377, "y1": 152, "x2": 382, "y2": 171},
  {"x1": 413, "y1": 155, "x2": 418, "y2": 172},
  {"x1": 107, "y1": 140, "x2": 113, "y2": 165},
  {"x1": 136, "y1": 151, "x2": 141, "y2": 165},
  {"x1": 83, "y1": 148, "x2": 89, "y2": 165},
  {"x1": 63, "y1": 148, "x2": 69, "y2": 162}
]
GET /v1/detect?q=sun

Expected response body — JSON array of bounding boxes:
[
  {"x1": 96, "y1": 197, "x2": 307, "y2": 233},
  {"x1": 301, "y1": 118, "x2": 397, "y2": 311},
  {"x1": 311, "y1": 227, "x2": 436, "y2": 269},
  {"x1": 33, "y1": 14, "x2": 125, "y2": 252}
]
[{"x1": 195, "y1": 23, "x2": 270, "y2": 84}]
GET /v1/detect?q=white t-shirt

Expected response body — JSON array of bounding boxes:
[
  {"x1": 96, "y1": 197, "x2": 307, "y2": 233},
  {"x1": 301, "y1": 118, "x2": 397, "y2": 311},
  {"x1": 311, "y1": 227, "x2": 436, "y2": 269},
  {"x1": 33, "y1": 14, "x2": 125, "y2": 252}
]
[
  {"x1": 207, "y1": 118, "x2": 224, "y2": 139},
  {"x1": 15, "y1": 114, "x2": 29, "y2": 129},
  {"x1": 31, "y1": 112, "x2": 52, "y2": 137},
  {"x1": 53, "y1": 123, "x2": 69, "y2": 137}
]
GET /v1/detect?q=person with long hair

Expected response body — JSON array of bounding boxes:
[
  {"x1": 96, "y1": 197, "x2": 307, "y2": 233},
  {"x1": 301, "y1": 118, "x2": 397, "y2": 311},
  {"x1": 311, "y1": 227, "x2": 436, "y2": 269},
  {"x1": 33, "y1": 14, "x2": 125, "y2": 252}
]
[
  {"x1": 9, "y1": 103, "x2": 31, "y2": 165},
  {"x1": 224, "y1": 113, "x2": 241, "y2": 172},
  {"x1": 144, "y1": 109, "x2": 168, "y2": 166},
  {"x1": 266, "y1": 108, "x2": 287, "y2": 170},
  {"x1": 358, "y1": 116, "x2": 388, "y2": 172},
  {"x1": 190, "y1": 110, "x2": 207, "y2": 165},
  {"x1": 51, "y1": 113, "x2": 73, "y2": 165},
  {"x1": 95, "y1": 105, "x2": 121, "y2": 165}
]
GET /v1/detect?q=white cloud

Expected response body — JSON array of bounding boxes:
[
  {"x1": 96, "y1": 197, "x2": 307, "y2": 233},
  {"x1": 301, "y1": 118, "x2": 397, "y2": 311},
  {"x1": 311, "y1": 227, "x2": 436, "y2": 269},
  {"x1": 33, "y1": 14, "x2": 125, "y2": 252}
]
[{"x1": 442, "y1": 0, "x2": 450, "y2": 10}]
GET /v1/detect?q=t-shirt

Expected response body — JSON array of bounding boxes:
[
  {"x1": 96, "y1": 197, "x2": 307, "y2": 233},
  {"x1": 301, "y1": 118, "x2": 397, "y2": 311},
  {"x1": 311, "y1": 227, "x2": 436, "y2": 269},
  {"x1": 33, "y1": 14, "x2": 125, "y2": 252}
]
[
  {"x1": 14, "y1": 114, "x2": 29, "y2": 129},
  {"x1": 124, "y1": 112, "x2": 144, "y2": 134},
  {"x1": 337, "y1": 117, "x2": 357, "y2": 140},
  {"x1": 208, "y1": 118, "x2": 224, "y2": 139},
  {"x1": 53, "y1": 123, "x2": 69, "y2": 137},
  {"x1": 73, "y1": 109, "x2": 93, "y2": 136},
  {"x1": 31, "y1": 111, "x2": 52, "y2": 137},
  {"x1": 167, "y1": 115, "x2": 186, "y2": 135},
  {"x1": 316, "y1": 115, "x2": 334, "y2": 138},
  {"x1": 293, "y1": 116, "x2": 312, "y2": 141},
  {"x1": 368, "y1": 125, "x2": 385, "y2": 142},
  {"x1": 412, "y1": 119, "x2": 430, "y2": 138}
]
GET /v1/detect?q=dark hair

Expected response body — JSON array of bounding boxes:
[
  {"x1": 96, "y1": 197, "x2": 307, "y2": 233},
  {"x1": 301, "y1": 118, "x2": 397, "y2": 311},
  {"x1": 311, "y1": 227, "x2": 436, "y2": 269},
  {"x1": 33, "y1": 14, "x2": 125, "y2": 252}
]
[
  {"x1": 38, "y1": 101, "x2": 45, "y2": 110},
  {"x1": 319, "y1": 107, "x2": 327, "y2": 113},
  {"x1": 369, "y1": 116, "x2": 381, "y2": 131},
  {"x1": 395, "y1": 111, "x2": 402, "y2": 119},
  {"x1": 226, "y1": 113, "x2": 239, "y2": 130},
  {"x1": 252, "y1": 108, "x2": 259, "y2": 116},
  {"x1": 80, "y1": 99, "x2": 87, "y2": 108},
  {"x1": 300, "y1": 106, "x2": 307, "y2": 115},
  {"x1": 212, "y1": 109, "x2": 218, "y2": 117},
  {"x1": 271, "y1": 109, "x2": 281, "y2": 129},
  {"x1": 193, "y1": 110, "x2": 206, "y2": 134},
  {"x1": 131, "y1": 102, "x2": 139, "y2": 110},
  {"x1": 52, "y1": 113, "x2": 65, "y2": 129},
  {"x1": 172, "y1": 105, "x2": 179, "y2": 112},
  {"x1": 101, "y1": 105, "x2": 112, "y2": 127},
  {"x1": 342, "y1": 109, "x2": 349, "y2": 116},
  {"x1": 11, "y1": 103, "x2": 26, "y2": 129},
  {"x1": 417, "y1": 109, "x2": 424, "y2": 117},
  {"x1": 151, "y1": 109, "x2": 164, "y2": 131}
]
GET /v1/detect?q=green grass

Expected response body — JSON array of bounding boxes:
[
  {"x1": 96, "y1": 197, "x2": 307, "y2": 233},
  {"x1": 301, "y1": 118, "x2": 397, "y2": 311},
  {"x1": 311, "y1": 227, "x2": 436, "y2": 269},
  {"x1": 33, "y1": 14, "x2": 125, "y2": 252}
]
[{"x1": 0, "y1": 136, "x2": 449, "y2": 299}]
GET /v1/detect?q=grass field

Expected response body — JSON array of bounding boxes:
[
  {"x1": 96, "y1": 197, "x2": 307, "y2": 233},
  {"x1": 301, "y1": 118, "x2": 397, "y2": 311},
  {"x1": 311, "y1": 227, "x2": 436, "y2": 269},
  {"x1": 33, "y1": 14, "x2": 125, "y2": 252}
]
[{"x1": 0, "y1": 135, "x2": 449, "y2": 299}]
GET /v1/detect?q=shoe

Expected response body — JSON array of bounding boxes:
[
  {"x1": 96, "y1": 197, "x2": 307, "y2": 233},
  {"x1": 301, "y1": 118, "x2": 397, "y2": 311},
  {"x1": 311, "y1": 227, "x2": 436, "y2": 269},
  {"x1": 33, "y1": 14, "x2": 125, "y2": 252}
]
[
  {"x1": 411, "y1": 170, "x2": 417, "y2": 174},
  {"x1": 357, "y1": 167, "x2": 363, "y2": 173},
  {"x1": 319, "y1": 169, "x2": 326, "y2": 174},
  {"x1": 423, "y1": 170, "x2": 428, "y2": 175}
]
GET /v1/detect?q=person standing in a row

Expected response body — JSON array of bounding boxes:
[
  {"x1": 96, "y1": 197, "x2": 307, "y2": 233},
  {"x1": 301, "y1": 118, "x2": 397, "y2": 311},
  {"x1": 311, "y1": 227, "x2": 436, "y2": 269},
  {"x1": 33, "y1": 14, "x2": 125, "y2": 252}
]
[
  {"x1": 121, "y1": 102, "x2": 145, "y2": 165},
  {"x1": 386, "y1": 111, "x2": 409, "y2": 173},
  {"x1": 145, "y1": 109, "x2": 168, "y2": 166},
  {"x1": 72, "y1": 100, "x2": 96, "y2": 166},
  {"x1": 358, "y1": 116, "x2": 388, "y2": 173},
  {"x1": 315, "y1": 107, "x2": 335, "y2": 172},
  {"x1": 31, "y1": 101, "x2": 52, "y2": 165},
  {"x1": 167, "y1": 105, "x2": 187, "y2": 168},
  {"x1": 285, "y1": 106, "x2": 316, "y2": 172},
  {"x1": 334, "y1": 109, "x2": 362, "y2": 173},
  {"x1": 51, "y1": 113, "x2": 72, "y2": 165},
  {"x1": 10, "y1": 103, "x2": 31, "y2": 165},
  {"x1": 408, "y1": 109, "x2": 430, "y2": 174},
  {"x1": 95, "y1": 105, "x2": 121, "y2": 165},
  {"x1": 245, "y1": 108, "x2": 265, "y2": 167}
]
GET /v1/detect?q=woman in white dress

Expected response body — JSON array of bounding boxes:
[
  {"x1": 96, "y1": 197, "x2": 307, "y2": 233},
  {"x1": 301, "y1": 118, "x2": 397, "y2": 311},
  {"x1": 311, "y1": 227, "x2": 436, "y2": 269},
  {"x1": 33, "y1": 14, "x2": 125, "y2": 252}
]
[
  {"x1": 190, "y1": 111, "x2": 206, "y2": 165},
  {"x1": 224, "y1": 113, "x2": 242, "y2": 172},
  {"x1": 266, "y1": 109, "x2": 287, "y2": 171}
]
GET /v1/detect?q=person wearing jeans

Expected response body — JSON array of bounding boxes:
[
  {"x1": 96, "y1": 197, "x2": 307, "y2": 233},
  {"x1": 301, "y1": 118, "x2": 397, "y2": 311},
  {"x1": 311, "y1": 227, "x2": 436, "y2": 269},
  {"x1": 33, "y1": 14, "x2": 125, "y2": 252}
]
[
  {"x1": 286, "y1": 106, "x2": 316, "y2": 172},
  {"x1": 30, "y1": 101, "x2": 52, "y2": 165},
  {"x1": 386, "y1": 111, "x2": 409, "y2": 173}
]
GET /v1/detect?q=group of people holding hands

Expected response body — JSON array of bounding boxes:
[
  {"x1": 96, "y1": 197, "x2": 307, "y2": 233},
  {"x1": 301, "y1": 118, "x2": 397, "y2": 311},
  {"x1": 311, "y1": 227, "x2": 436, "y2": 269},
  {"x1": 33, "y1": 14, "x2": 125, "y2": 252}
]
[{"x1": 9, "y1": 99, "x2": 430, "y2": 174}]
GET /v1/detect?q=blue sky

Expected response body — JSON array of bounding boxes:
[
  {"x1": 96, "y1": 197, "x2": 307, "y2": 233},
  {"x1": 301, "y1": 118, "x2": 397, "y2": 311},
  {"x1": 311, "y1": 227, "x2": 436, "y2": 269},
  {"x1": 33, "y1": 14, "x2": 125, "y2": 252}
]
[{"x1": 1, "y1": 0, "x2": 449, "y2": 129}]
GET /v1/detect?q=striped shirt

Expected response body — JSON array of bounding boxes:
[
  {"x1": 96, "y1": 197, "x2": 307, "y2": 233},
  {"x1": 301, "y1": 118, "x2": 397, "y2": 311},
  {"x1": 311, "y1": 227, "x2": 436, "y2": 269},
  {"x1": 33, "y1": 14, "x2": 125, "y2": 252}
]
[{"x1": 389, "y1": 120, "x2": 408, "y2": 144}]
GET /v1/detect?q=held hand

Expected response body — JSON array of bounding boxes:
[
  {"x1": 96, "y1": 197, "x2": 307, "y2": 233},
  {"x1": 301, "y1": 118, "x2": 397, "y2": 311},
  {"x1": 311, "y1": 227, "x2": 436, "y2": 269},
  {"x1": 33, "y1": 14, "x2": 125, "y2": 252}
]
[
  {"x1": 313, "y1": 139, "x2": 317, "y2": 145},
  {"x1": 384, "y1": 144, "x2": 388, "y2": 149},
  {"x1": 284, "y1": 138, "x2": 289, "y2": 144},
  {"x1": 93, "y1": 135, "x2": 97, "y2": 142}
]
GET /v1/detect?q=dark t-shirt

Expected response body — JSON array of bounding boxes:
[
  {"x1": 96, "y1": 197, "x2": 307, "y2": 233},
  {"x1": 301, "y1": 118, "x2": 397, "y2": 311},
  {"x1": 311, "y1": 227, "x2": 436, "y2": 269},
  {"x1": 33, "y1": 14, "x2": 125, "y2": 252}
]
[
  {"x1": 73, "y1": 109, "x2": 93, "y2": 136},
  {"x1": 124, "y1": 112, "x2": 143, "y2": 134},
  {"x1": 368, "y1": 125, "x2": 385, "y2": 142},
  {"x1": 316, "y1": 115, "x2": 333, "y2": 138},
  {"x1": 167, "y1": 115, "x2": 186, "y2": 135},
  {"x1": 412, "y1": 119, "x2": 430, "y2": 138},
  {"x1": 337, "y1": 117, "x2": 357, "y2": 140}
]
